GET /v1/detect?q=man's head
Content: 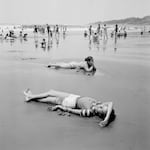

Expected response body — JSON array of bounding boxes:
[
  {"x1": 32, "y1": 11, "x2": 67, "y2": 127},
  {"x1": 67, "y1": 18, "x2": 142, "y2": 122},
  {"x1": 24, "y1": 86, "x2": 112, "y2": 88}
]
[
  {"x1": 85, "y1": 56, "x2": 94, "y2": 62},
  {"x1": 92, "y1": 104, "x2": 116, "y2": 127}
]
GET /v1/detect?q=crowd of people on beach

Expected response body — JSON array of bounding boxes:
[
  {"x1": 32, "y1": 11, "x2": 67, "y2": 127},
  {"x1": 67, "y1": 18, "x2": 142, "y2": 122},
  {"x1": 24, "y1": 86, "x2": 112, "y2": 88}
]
[
  {"x1": 2, "y1": 23, "x2": 150, "y2": 128},
  {"x1": 0, "y1": 24, "x2": 67, "y2": 49},
  {"x1": 86, "y1": 24, "x2": 128, "y2": 40},
  {"x1": 0, "y1": 27, "x2": 28, "y2": 41},
  {"x1": 83, "y1": 24, "x2": 129, "y2": 51},
  {"x1": 33, "y1": 24, "x2": 67, "y2": 50},
  {"x1": 0, "y1": 23, "x2": 149, "y2": 52}
]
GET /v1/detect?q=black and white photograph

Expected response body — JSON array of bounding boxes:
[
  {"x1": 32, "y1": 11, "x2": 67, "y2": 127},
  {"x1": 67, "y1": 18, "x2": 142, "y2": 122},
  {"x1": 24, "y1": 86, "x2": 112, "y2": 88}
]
[{"x1": 0, "y1": 0, "x2": 150, "y2": 150}]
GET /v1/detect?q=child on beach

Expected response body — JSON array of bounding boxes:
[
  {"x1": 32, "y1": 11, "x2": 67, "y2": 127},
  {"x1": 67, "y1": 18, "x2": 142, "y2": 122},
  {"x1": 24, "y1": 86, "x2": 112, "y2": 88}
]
[
  {"x1": 24, "y1": 89, "x2": 115, "y2": 127},
  {"x1": 93, "y1": 32, "x2": 99, "y2": 43},
  {"x1": 41, "y1": 38, "x2": 46, "y2": 48},
  {"x1": 47, "y1": 56, "x2": 96, "y2": 73}
]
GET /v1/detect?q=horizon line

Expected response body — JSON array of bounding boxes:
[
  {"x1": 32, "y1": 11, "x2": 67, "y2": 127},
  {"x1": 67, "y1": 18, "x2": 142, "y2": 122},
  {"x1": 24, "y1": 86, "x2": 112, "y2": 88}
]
[{"x1": 0, "y1": 15, "x2": 149, "y2": 26}]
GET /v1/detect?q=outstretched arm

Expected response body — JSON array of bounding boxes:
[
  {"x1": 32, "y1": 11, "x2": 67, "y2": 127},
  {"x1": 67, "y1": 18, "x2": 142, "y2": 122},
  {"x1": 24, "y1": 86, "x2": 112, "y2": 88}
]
[
  {"x1": 99, "y1": 102, "x2": 113, "y2": 127},
  {"x1": 51, "y1": 105, "x2": 92, "y2": 117},
  {"x1": 50, "y1": 105, "x2": 82, "y2": 115}
]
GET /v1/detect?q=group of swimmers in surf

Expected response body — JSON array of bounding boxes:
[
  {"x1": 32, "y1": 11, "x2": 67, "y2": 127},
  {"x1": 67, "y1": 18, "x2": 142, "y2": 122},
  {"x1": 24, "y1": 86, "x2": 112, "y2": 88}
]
[
  {"x1": 23, "y1": 56, "x2": 116, "y2": 127},
  {"x1": 111, "y1": 24, "x2": 127, "y2": 38},
  {"x1": 83, "y1": 24, "x2": 128, "y2": 51},
  {"x1": 85, "y1": 24, "x2": 127, "y2": 40},
  {"x1": 0, "y1": 24, "x2": 67, "y2": 47},
  {"x1": 84, "y1": 24, "x2": 109, "y2": 40},
  {"x1": 34, "y1": 24, "x2": 67, "y2": 36},
  {"x1": 0, "y1": 26, "x2": 28, "y2": 41},
  {"x1": 33, "y1": 24, "x2": 67, "y2": 50}
]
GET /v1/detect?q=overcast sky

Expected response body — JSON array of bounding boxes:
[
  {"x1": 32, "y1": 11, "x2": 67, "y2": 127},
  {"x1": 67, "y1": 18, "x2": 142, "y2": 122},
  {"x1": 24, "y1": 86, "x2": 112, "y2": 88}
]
[{"x1": 0, "y1": 0, "x2": 149, "y2": 25}]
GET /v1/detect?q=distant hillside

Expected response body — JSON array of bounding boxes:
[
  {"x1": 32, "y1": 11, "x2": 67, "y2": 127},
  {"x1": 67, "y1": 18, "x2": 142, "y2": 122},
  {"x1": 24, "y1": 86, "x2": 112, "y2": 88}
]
[{"x1": 93, "y1": 16, "x2": 150, "y2": 25}]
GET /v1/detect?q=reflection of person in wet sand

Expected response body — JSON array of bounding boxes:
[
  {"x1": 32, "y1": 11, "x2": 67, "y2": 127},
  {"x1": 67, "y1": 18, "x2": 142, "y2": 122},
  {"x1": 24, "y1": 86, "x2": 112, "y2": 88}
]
[
  {"x1": 114, "y1": 35, "x2": 117, "y2": 52},
  {"x1": 47, "y1": 56, "x2": 96, "y2": 73},
  {"x1": 34, "y1": 38, "x2": 38, "y2": 48},
  {"x1": 89, "y1": 25, "x2": 93, "y2": 36},
  {"x1": 88, "y1": 37, "x2": 92, "y2": 50},
  {"x1": 102, "y1": 38, "x2": 108, "y2": 52},
  {"x1": 47, "y1": 38, "x2": 53, "y2": 50},
  {"x1": 24, "y1": 89, "x2": 116, "y2": 127}
]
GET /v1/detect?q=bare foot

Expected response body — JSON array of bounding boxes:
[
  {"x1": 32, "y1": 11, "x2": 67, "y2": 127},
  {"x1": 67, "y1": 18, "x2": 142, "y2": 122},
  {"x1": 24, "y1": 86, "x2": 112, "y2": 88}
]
[
  {"x1": 47, "y1": 65, "x2": 51, "y2": 68},
  {"x1": 23, "y1": 89, "x2": 32, "y2": 102}
]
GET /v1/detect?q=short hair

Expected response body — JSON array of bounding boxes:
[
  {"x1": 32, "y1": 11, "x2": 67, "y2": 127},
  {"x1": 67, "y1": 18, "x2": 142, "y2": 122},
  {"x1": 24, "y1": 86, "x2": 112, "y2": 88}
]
[{"x1": 84, "y1": 56, "x2": 94, "y2": 62}]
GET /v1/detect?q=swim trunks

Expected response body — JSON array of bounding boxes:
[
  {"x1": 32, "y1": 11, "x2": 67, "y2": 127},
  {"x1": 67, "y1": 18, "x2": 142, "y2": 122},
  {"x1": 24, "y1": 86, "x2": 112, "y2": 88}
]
[{"x1": 62, "y1": 94, "x2": 80, "y2": 108}]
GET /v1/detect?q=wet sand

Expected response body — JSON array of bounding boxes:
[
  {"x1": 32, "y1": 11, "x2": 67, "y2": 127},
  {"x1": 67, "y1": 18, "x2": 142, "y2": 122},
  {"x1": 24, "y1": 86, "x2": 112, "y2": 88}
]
[{"x1": 0, "y1": 32, "x2": 150, "y2": 150}]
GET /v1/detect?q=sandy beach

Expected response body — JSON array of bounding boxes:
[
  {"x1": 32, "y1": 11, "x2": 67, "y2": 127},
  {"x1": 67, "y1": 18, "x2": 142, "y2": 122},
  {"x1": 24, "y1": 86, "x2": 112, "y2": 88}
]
[{"x1": 0, "y1": 31, "x2": 150, "y2": 150}]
